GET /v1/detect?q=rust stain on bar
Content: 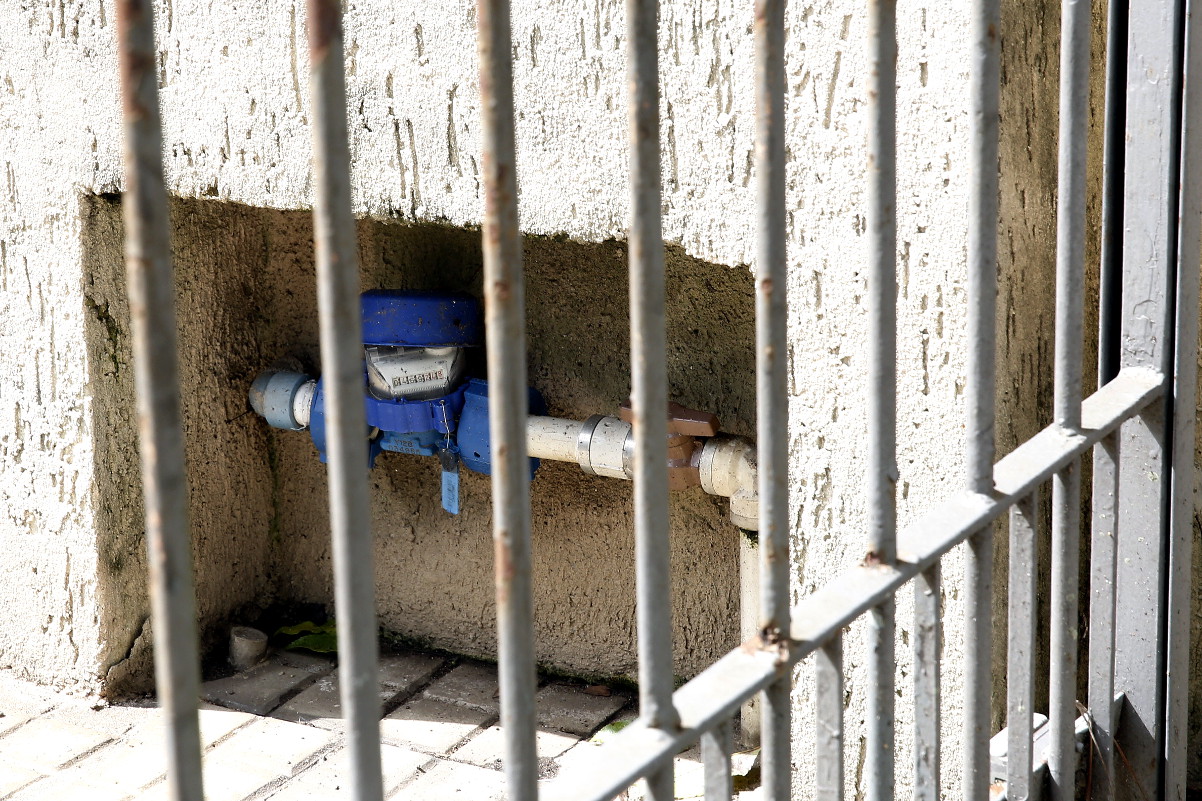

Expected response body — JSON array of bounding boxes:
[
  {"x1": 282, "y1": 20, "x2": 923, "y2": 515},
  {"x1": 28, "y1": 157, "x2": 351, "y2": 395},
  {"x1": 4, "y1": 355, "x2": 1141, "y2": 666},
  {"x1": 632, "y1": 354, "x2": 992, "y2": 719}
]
[
  {"x1": 307, "y1": 0, "x2": 340, "y2": 61},
  {"x1": 115, "y1": 0, "x2": 153, "y2": 119}
]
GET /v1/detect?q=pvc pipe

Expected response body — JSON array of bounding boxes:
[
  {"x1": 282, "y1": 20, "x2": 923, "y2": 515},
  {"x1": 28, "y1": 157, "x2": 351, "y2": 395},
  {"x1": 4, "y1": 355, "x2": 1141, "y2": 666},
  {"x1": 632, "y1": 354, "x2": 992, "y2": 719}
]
[
  {"x1": 526, "y1": 415, "x2": 760, "y2": 530},
  {"x1": 526, "y1": 416, "x2": 584, "y2": 462}
]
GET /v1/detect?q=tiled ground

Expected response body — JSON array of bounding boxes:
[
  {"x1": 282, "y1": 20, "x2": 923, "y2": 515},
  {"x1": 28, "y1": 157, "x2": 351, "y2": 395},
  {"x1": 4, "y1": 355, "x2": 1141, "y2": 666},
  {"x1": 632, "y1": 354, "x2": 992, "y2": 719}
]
[{"x1": 0, "y1": 649, "x2": 761, "y2": 800}]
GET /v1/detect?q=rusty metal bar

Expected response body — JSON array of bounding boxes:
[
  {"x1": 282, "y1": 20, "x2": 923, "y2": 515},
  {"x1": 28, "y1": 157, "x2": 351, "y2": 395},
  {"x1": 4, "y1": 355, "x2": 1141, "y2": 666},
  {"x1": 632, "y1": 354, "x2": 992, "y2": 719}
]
[
  {"x1": 865, "y1": 1, "x2": 897, "y2": 799},
  {"x1": 753, "y1": 0, "x2": 791, "y2": 797},
  {"x1": 114, "y1": 2, "x2": 204, "y2": 800},
  {"x1": 477, "y1": 0, "x2": 539, "y2": 797},
  {"x1": 624, "y1": 0, "x2": 679, "y2": 796},
  {"x1": 305, "y1": 2, "x2": 383, "y2": 800}
]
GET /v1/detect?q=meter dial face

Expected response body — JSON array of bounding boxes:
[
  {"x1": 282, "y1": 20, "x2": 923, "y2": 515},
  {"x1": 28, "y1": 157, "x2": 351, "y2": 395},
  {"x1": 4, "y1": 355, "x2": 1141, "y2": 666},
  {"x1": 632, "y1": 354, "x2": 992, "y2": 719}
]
[{"x1": 365, "y1": 345, "x2": 465, "y2": 401}]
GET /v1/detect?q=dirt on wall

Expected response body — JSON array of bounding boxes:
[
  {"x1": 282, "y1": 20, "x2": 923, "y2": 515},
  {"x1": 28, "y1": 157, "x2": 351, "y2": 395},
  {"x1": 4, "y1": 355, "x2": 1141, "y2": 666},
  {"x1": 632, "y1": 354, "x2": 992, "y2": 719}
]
[
  {"x1": 83, "y1": 195, "x2": 282, "y2": 694},
  {"x1": 83, "y1": 195, "x2": 752, "y2": 691}
]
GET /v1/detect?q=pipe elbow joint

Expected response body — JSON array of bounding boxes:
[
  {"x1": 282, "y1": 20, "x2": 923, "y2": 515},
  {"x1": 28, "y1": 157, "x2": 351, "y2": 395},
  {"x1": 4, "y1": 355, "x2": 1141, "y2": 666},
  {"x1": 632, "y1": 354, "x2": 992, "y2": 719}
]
[{"x1": 699, "y1": 436, "x2": 759, "y2": 531}]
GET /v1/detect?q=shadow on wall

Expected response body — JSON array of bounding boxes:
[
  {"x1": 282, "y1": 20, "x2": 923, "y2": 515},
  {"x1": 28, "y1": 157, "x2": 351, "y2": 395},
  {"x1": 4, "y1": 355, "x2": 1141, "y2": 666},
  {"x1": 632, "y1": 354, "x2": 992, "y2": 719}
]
[{"x1": 82, "y1": 194, "x2": 754, "y2": 694}]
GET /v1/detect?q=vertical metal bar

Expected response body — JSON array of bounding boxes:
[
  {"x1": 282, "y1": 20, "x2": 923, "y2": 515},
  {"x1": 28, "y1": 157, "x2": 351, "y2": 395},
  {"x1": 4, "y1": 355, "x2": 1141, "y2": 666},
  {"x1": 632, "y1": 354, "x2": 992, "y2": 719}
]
[
  {"x1": 477, "y1": 0, "x2": 539, "y2": 798},
  {"x1": 962, "y1": 533, "x2": 992, "y2": 801},
  {"x1": 305, "y1": 3, "x2": 383, "y2": 800},
  {"x1": 1049, "y1": 464, "x2": 1082, "y2": 801},
  {"x1": 753, "y1": 0, "x2": 791, "y2": 798},
  {"x1": 865, "y1": 0, "x2": 897, "y2": 566},
  {"x1": 963, "y1": 2, "x2": 1000, "y2": 798},
  {"x1": 1007, "y1": 492, "x2": 1039, "y2": 801},
  {"x1": 1053, "y1": 4, "x2": 1090, "y2": 433},
  {"x1": 913, "y1": 565, "x2": 940, "y2": 801},
  {"x1": 815, "y1": 634, "x2": 845, "y2": 801},
  {"x1": 701, "y1": 719, "x2": 734, "y2": 801},
  {"x1": 739, "y1": 533, "x2": 762, "y2": 745},
  {"x1": 627, "y1": 0, "x2": 676, "y2": 736},
  {"x1": 1164, "y1": 1, "x2": 1202, "y2": 796},
  {"x1": 1047, "y1": 4, "x2": 1090, "y2": 800},
  {"x1": 965, "y1": 5, "x2": 1000, "y2": 493},
  {"x1": 865, "y1": 1, "x2": 896, "y2": 801},
  {"x1": 625, "y1": 2, "x2": 679, "y2": 798},
  {"x1": 114, "y1": 4, "x2": 204, "y2": 800},
  {"x1": 1087, "y1": 435, "x2": 1119, "y2": 801},
  {"x1": 1112, "y1": 0, "x2": 1183, "y2": 796}
]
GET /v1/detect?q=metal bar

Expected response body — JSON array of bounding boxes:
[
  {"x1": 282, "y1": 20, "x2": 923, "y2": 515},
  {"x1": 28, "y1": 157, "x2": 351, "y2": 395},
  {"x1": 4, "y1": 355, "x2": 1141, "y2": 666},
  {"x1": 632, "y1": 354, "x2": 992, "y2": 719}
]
[
  {"x1": 1052, "y1": 0, "x2": 1090, "y2": 433},
  {"x1": 914, "y1": 565, "x2": 940, "y2": 801},
  {"x1": 1007, "y1": 492, "x2": 1039, "y2": 801},
  {"x1": 865, "y1": 0, "x2": 897, "y2": 563},
  {"x1": 701, "y1": 718, "x2": 733, "y2": 801},
  {"x1": 1097, "y1": 0, "x2": 1129, "y2": 386},
  {"x1": 816, "y1": 633, "x2": 844, "y2": 801},
  {"x1": 753, "y1": 0, "x2": 791, "y2": 795},
  {"x1": 865, "y1": 1, "x2": 897, "y2": 799},
  {"x1": 114, "y1": 3, "x2": 204, "y2": 800},
  {"x1": 305, "y1": 3, "x2": 383, "y2": 800},
  {"x1": 625, "y1": 1, "x2": 679, "y2": 798},
  {"x1": 1112, "y1": 0, "x2": 1185, "y2": 795},
  {"x1": 546, "y1": 368, "x2": 1165, "y2": 801},
  {"x1": 1087, "y1": 434, "x2": 1119, "y2": 801},
  {"x1": 1164, "y1": 1, "x2": 1202, "y2": 795},
  {"x1": 477, "y1": 0, "x2": 538, "y2": 798},
  {"x1": 966, "y1": 0, "x2": 1000, "y2": 495},
  {"x1": 738, "y1": 533, "x2": 762, "y2": 744},
  {"x1": 1047, "y1": 0, "x2": 1091, "y2": 795},
  {"x1": 1049, "y1": 463, "x2": 1082, "y2": 801},
  {"x1": 964, "y1": 529, "x2": 992, "y2": 801},
  {"x1": 963, "y1": 2, "x2": 1000, "y2": 795}
]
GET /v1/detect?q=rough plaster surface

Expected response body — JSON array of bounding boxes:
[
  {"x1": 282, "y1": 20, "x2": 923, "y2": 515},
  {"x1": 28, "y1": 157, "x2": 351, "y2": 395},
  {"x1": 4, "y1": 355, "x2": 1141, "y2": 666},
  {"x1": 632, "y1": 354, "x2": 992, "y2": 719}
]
[
  {"x1": 4, "y1": 0, "x2": 1200, "y2": 793},
  {"x1": 78, "y1": 199, "x2": 747, "y2": 685}
]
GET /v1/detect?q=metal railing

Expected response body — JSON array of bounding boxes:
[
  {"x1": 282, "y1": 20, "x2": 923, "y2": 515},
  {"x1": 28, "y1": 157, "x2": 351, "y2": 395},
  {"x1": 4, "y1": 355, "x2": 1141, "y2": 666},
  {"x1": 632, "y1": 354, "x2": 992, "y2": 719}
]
[{"x1": 112, "y1": 0, "x2": 1202, "y2": 799}]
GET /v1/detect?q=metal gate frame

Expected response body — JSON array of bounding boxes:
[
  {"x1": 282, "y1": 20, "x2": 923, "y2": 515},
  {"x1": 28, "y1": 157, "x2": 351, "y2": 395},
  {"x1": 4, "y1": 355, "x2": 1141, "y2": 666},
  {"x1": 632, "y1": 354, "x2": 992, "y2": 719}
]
[{"x1": 111, "y1": 0, "x2": 1202, "y2": 799}]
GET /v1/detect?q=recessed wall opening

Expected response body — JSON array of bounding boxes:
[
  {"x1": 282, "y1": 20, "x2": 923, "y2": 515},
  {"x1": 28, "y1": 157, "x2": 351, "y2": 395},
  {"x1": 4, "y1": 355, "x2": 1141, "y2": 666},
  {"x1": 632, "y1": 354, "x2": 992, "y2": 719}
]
[{"x1": 82, "y1": 194, "x2": 756, "y2": 694}]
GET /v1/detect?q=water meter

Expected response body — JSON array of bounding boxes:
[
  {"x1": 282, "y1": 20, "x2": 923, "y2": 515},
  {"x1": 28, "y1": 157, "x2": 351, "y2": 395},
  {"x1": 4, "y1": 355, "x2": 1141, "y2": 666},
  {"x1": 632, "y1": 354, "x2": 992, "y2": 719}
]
[{"x1": 249, "y1": 290, "x2": 543, "y2": 514}]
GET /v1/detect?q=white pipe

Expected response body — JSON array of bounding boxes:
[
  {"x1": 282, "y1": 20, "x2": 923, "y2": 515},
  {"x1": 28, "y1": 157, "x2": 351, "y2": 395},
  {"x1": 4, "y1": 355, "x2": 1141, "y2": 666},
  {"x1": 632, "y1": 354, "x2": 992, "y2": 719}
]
[
  {"x1": 526, "y1": 415, "x2": 760, "y2": 530},
  {"x1": 699, "y1": 436, "x2": 759, "y2": 530},
  {"x1": 526, "y1": 416, "x2": 584, "y2": 462}
]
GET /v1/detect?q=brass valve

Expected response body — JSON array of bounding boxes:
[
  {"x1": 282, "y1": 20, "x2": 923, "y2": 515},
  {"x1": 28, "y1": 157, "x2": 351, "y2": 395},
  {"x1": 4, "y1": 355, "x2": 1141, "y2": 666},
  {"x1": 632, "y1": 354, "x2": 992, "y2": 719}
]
[{"x1": 619, "y1": 401, "x2": 720, "y2": 490}]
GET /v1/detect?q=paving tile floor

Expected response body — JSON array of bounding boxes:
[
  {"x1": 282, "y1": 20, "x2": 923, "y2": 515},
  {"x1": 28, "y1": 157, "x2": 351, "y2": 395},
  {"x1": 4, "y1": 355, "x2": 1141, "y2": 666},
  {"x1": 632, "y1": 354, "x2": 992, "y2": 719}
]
[{"x1": 0, "y1": 651, "x2": 761, "y2": 800}]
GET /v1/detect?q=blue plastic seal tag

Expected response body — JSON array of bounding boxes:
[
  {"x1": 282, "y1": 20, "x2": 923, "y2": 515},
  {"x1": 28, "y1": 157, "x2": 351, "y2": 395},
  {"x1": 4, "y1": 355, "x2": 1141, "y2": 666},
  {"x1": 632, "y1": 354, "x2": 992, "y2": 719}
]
[{"x1": 439, "y1": 447, "x2": 460, "y2": 515}]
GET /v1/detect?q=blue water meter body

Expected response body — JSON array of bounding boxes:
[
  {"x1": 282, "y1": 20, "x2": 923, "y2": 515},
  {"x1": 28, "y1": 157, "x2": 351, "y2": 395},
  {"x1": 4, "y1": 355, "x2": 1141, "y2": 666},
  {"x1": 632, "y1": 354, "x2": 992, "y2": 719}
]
[{"x1": 253, "y1": 290, "x2": 542, "y2": 514}]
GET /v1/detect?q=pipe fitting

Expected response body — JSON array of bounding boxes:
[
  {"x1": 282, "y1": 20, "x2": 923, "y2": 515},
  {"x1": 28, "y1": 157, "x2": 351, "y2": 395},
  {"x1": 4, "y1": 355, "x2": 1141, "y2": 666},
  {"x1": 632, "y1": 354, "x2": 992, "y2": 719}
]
[
  {"x1": 699, "y1": 436, "x2": 759, "y2": 530},
  {"x1": 576, "y1": 415, "x2": 632, "y2": 479},
  {"x1": 248, "y1": 369, "x2": 313, "y2": 431}
]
